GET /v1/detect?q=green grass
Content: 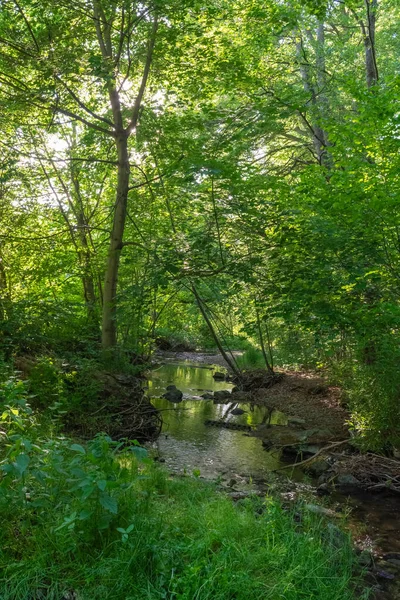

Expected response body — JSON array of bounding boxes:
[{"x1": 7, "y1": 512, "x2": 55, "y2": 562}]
[
  {"x1": 0, "y1": 373, "x2": 366, "y2": 600},
  {"x1": 0, "y1": 467, "x2": 364, "y2": 600},
  {"x1": 236, "y1": 346, "x2": 267, "y2": 370}
]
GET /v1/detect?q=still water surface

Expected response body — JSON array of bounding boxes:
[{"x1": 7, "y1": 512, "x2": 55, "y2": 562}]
[{"x1": 147, "y1": 361, "x2": 287, "y2": 478}]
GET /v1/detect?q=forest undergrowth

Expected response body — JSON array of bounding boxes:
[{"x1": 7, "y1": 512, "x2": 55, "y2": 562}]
[{"x1": 0, "y1": 364, "x2": 367, "y2": 600}]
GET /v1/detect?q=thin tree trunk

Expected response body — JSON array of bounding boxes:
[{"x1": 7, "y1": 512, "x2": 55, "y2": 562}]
[
  {"x1": 0, "y1": 250, "x2": 9, "y2": 322},
  {"x1": 255, "y1": 303, "x2": 274, "y2": 373},
  {"x1": 364, "y1": 0, "x2": 378, "y2": 88},
  {"x1": 77, "y1": 210, "x2": 98, "y2": 327},
  {"x1": 101, "y1": 132, "x2": 130, "y2": 348},
  {"x1": 350, "y1": 0, "x2": 379, "y2": 88},
  {"x1": 69, "y1": 130, "x2": 99, "y2": 328},
  {"x1": 192, "y1": 285, "x2": 241, "y2": 377},
  {"x1": 296, "y1": 25, "x2": 330, "y2": 166}
]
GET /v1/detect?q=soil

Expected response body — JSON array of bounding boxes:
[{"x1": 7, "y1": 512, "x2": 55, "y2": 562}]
[
  {"x1": 14, "y1": 355, "x2": 161, "y2": 443},
  {"x1": 64, "y1": 370, "x2": 161, "y2": 442},
  {"x1": 248, "y1": 369, "x2": 349, "y2": 439}
]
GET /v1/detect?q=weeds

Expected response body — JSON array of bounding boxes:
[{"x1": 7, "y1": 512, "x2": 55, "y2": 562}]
[{"x1": 236, "y1": 347, "x2": 266, "y2": 370}]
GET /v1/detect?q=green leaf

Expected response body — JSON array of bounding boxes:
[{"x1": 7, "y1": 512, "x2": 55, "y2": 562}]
[
  {"x1": 70, "y1": 444, "x2": 86, "y2": 454},
  {"x1": 99, "y1": 493, "x2": 118, "y2": 514},
  {"x1": 97, "y1": 479, "x2": 107, "y2": 491},
  {"x1": 0, "y1": 463, "x2": 13, "y2": 473},
  {"x1": 22, "y1": 439, "x2": 32, "y2": 452},
  {"x1": 80, "y1": 484, "x2": 95, "y2": 500},
  {"x1": 78, "y1": 509, "x2": 93, "y2": 521},
  {"x1": 15, "y1": 453, "x2": 30, "y2": 474},
  {"x1": 129, "y1": 446, "x2": 148, "y2": 460},
  {"x1": 98, "y1": 514, "x2": 113, "y2": 529}
]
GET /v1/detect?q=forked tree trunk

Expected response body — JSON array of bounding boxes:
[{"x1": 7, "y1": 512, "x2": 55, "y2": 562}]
[{"x1": 92, "y1": 1, "x2": 157, "y2": 349}]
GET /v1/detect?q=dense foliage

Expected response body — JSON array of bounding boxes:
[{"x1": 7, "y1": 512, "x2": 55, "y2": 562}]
[
  {"x1": 2, "y1": 3, "x2": 395, "y2": 594},
  {"x1": 0, "y1": 2, "x2": 399, "y2": 439}
]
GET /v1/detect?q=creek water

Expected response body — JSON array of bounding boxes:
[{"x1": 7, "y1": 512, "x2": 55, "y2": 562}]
[
  {"x1": 147, "y1": 359, "x2": 288, "y2": 478},
  {"x1": 146, "y1": 357, "x2": 400, "y2": 557}
]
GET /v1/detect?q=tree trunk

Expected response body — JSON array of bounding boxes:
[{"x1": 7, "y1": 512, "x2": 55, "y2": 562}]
[
  {"x1": 296, "y1": 24, "x2": 330, "y2": 166},
  {"x1": 364, "y1": 0, "x2": 378, "y2": 88},
  {"x1": 0, "y1": 250, "x2": 9, "y2": 322},
  {"x1": 192, "y1": 285, "x2": 241, "y2": 378},
  {"x1": 255, "y1": 303, "x2": 274, "y2": 374},
  {"x1": 101, "y1": 132, "x2": 130, "y2": 349}
]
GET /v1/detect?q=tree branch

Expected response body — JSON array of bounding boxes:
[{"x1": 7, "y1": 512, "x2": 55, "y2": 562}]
[
  {"x1": 54, "y1": 74, "x2": 115, "y2": 128},
  {"x1": 53, "y1": 106, "x2": 114, "y2": 136},
  {"x1": 13, "y1": 0, "x2": 40, "y2": 52},
  {"x1": 126, "y1": 14, "x2": 158, "y2": 134}
]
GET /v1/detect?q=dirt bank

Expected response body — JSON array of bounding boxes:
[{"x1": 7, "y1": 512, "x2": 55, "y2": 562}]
[{"x1": 247, "y1": 369, "x2": 349, "y2": 438}]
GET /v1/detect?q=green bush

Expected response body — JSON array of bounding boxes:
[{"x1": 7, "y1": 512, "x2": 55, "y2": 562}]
[
  {"x1": 332, "y1": 357, "x2": 400, "y2": 451},
  {"x1": 27, "y1": 356, "x2": 65, "y2": 410},
  {"x1": 236, "y1": 346, "x2": 266, "y2": 370}
]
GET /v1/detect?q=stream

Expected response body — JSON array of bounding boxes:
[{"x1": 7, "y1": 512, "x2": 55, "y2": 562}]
[{"x1": 146, "y1": 356, "x2": 400, "y2": 566}]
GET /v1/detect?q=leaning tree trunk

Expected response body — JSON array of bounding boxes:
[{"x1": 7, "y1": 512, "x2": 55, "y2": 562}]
[{"x1": 191, "y1": 285, "x2": 241, "y2": 378}]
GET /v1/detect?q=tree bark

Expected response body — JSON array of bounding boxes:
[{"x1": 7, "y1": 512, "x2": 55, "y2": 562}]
[
  {"x1": 0, "y1": 250, "x2": 9, "y2": 322},
  {"x1": 364, "y1": 0, "x2": 378, "y2": 88},
  {"x1": 92, "y1": 1, "x2": 158, "y2": 349},
  {"x1": 101, "y1": 132, "x2": 130, "y2": 348},
  {"x1": 192, "y1": 285, "x2": 241, "y2": 378},
  {"x1": 255, "y1": 303, "x2": 274, "y2": 374},
  {"x1": 296, "y1": 24, "x2": 330, "y2": 166},
  {"x1": 350, "y1": 0, "x2": 379, "y2": 88}
]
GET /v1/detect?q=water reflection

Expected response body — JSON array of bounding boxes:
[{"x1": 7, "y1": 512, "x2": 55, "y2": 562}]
[
  {"x1": 147, "y1": 362, "x2": 233, "y2": 397},
  {"x1": 147, "y1": 362, "x2": 286, "y2": 478},
  {"x1": 147, "y1": 361, "x2": 400, "y2": 558}
]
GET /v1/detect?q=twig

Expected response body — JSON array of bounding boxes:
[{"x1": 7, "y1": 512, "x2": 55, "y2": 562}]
[{"x1": 274, "y1": 440, "x2": 350, "y2": 471}]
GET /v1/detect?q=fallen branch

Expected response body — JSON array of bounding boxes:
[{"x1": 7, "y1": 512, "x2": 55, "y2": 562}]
[{"x1": 273, "y1": 440, "x2": 350, "y2": 471}]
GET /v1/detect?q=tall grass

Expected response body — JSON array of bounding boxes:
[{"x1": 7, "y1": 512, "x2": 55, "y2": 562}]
[
  {"x1": 0, "y1": 372, "x2": 366, "y2": 600},
  {"x1": 0, "y1": 466, "x2": 365, "y2": 600},
  {"x1": 236, "y1": 347, "x2": 266, "y2": 370}
]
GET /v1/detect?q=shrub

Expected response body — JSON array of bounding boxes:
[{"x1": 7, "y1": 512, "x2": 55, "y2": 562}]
[{"x1": 236, "y1": 346, "x2": 266, "y2": 370}]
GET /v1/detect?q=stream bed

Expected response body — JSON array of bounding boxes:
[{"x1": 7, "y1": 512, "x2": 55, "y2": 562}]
[{"x1": 146, "y1": 357, "x2": 400, "y2": 562}]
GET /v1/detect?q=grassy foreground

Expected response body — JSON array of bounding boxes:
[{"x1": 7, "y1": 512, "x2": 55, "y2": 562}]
[
  {"x1": 0, "y1": 375, "x2": 365, "y2": 600},
  {"x1": 1, "y1": 477, "x2": 362, "y2": 600}
]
